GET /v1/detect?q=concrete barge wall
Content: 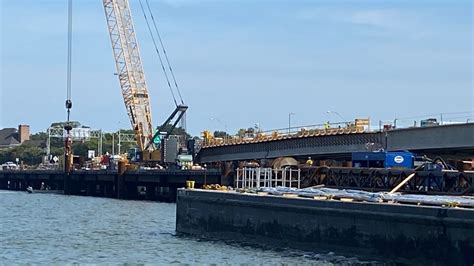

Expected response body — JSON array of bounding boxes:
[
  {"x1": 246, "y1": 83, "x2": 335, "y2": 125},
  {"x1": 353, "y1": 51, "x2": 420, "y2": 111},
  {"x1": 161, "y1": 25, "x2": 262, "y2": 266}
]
[{"x1": 176, "y1": 189, "x2": 474, "y2": 265}]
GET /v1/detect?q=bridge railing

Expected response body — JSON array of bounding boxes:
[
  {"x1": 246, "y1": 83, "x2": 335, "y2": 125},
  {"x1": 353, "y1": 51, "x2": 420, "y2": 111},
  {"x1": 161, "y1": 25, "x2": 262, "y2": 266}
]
[
  {"x1": 203, "y1": 120, "x2": 368, "y2": 147},
  {"x1": 202, "y1": 112, "x2": 474, "y2": 148},
  {"x1": 376, "y1": 111, "x2": 474, "y2": 131}
]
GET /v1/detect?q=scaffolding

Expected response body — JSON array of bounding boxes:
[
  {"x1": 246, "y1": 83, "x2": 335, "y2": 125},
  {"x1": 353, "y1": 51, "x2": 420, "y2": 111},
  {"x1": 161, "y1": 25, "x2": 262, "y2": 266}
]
[
  {"x1": 235, "y1": 167, "x2": 301, "y2": 189},
  {"x1": 46, "y1": 127, "x2": 136, "y2": 157},
  {"x1": 46, "y1": 127, "x2": 102, "y2": 155}
]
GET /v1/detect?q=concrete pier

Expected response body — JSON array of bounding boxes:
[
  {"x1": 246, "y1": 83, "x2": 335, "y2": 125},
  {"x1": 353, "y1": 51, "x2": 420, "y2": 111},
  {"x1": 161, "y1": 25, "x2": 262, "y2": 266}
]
[{"x1": 176, "y1": 189, "x2": 474, "y2": 265}]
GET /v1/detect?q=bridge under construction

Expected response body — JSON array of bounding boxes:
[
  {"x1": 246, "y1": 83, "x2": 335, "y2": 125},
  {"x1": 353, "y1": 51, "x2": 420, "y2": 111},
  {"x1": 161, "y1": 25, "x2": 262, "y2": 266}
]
[{"x1": 197, "y1": 122, "x2": 474, "y2": 163}]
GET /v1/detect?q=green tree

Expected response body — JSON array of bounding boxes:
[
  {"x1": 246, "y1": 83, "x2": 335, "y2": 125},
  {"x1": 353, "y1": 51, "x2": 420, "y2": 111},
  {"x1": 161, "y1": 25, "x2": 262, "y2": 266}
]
[
  {"x1": 30, "y1": 132, "x2": 48, "y2": 141},
  {"x1": 213, "y1": 131, "x2": 229, "y2": 138},
  {"x1": 157, "y1": 125, "x2": 191, "y2": 139},
  {"x1": 0, "y1": 126, "x2": 195, "y2": 166},
  {"x1": 7, "y1": 144, "x2": 45, "y2": 165},
  {"x1": 0, "y1": 149, "x2": 11, "y2": 164}
]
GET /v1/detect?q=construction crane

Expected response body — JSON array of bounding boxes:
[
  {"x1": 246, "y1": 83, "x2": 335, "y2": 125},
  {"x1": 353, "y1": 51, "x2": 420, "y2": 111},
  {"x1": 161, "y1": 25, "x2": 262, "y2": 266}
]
[{"x1": 102, "y1": 0, "x2": 187, "y2": 162}]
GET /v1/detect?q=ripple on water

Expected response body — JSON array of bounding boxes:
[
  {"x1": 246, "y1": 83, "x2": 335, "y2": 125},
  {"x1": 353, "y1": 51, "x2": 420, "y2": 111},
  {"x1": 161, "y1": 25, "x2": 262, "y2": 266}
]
[{"x1": 1, "y1": 191, "x2": 387, "y2": 265}]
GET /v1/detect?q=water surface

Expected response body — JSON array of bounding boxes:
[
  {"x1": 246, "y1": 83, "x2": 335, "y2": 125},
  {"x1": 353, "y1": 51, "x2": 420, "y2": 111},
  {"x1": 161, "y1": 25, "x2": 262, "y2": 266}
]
[{"x1": 1, "y1": 191, "x2": 369, "y2": 264}]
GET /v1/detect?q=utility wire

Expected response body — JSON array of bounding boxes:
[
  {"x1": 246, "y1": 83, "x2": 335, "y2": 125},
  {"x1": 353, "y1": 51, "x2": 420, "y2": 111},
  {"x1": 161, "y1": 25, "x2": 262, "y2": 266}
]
[
  {"x1": 138, "y1": 0, "x2": 178, "y2": 107},
  {"x1": 145, "y1": 0, "x2": 184, "y2": 104}
]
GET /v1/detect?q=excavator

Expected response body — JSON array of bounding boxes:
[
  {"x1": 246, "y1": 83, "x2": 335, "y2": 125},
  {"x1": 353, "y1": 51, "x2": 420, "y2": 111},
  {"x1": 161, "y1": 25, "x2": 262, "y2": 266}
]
[{"x1": 102, "y1": 0, "x2": 188, "y2": 164}]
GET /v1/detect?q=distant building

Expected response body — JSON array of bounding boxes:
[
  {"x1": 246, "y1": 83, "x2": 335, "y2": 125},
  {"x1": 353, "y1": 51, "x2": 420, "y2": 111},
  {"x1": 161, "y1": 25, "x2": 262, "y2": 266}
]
[{"x1": 0, "y1": 125, "x2": 30, "y2": 148}]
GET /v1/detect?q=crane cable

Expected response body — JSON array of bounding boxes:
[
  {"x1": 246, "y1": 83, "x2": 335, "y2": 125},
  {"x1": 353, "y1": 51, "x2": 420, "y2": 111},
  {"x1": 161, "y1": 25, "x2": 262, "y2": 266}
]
[
  {"x1": 138, "y1": 0, "x2": 178, "y2": 107},
  {"x1": 65, "y1": 0, "x2": 73, "y2": 122},
  {"x1": 64, "y1": 0, "x2": 73, "y2": 174},
  {"x1": 144, "y1": 0, "x2": 184, "y2": 105}
]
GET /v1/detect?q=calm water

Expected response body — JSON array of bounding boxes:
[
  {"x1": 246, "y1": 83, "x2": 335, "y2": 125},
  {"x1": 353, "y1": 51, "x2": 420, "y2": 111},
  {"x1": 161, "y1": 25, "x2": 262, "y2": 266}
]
[{"x1": 0, "y1": 191, "x2": 370, "y2": 265}]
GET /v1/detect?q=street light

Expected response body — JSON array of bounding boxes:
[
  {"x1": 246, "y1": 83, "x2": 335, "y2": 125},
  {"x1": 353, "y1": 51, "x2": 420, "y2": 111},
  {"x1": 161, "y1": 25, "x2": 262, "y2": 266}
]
[
  {"x1": 117, "y1": 130, "x2": 121, "y2": 155},
  {"x1": 326, "y1": 110, "x2": 345, "y2": 121},
  {"x1": 117, "y1": 121, "x2": 123, "y2": 155},
  {"x1": 288, "y1": 112, "x2": 295, "y2": 134},
  {"x1": 112, "y1": 132, "x2": 115, "y2": 155}
]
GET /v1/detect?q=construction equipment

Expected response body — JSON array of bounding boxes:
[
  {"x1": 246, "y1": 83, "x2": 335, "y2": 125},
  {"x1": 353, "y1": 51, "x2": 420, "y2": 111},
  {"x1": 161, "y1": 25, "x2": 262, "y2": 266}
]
[
  {"x1": 102, "y1": 0, "x2": 187, "y2": 164},
  {"x1": 352, "y1": 151, "x2": 415, "y2": 169},
  {"x1": 64, "y1": 0, "x2": 74, "y2": 173}
]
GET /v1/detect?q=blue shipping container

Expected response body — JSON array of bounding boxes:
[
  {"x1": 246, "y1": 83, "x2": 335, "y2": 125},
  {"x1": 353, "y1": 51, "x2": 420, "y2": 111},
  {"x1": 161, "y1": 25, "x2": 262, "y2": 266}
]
[{"x1": 352, "y1": 151, "x2": 414, "y2": 169}]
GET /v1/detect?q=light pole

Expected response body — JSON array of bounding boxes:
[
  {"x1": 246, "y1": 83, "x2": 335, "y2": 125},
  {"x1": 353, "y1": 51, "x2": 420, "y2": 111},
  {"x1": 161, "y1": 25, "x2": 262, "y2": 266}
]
[
  {"x1": 112, "y1": 132, "x2": 115, "y2": 155},
  {"x1": 117, "y1": 121, "x2": 122, "y2": 155},
  {"x1": 99, "y1": 131, "x2": 103, "y2": 156},
  {"x1": 288, "y1": 112, "x2": 295, "y2": 134},
  {"x1": 47, "y1": 128, "x2": 51, "y2": 156},
  {"x1": 117, "y1": 130, "x2": 121, "y2": 155},
  {"x1": 326, "y1": 110, "x2": 345, "y2": 121}
]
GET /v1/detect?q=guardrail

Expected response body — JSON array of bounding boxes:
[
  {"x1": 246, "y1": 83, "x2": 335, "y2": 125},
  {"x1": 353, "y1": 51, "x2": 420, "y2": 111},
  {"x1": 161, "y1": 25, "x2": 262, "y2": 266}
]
[
  {"x1": 202, "y1": 112, "x2": 474, "y2": 148},
  {"x1": 203, "y1": 121, "x2": 367, "y2": 148}
]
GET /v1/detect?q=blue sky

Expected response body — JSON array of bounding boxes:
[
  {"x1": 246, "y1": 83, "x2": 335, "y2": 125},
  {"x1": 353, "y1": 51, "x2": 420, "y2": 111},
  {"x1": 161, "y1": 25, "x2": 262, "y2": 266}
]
[{"x1": 1, "y1": 0, "x2": 472, "y2": 136}]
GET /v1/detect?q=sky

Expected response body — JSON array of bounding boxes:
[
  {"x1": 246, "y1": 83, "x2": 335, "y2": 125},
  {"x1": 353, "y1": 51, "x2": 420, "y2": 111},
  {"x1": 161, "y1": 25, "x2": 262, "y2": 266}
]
[{"x1": 1, "y1": 0, "x2": 473, "y2": 136}]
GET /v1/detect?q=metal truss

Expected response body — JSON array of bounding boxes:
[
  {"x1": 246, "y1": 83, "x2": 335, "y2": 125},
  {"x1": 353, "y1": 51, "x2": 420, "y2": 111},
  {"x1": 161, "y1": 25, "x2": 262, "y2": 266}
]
[
  {"x1": 300, "y1": 166, "x2": 474, "y2": 195},
  {"x1": 47, "y1": 127, "x2": 103, "y2": 155},
  {"x1": 118, "y1": 132, "x2": 136, "y2": 143},
  {"x1": 47, "y1": 127, "x2": 102, "y2": 140},
  {"x1": 103, "y1": 0, "x2": 153, "y2": 151},
  {"x1": 46, "y1": 127, "x2": 138, "y2": 157}
]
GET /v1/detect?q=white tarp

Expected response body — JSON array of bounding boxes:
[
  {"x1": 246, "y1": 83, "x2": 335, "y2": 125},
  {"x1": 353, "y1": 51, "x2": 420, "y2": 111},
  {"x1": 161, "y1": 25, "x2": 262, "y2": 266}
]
[{"x1": 258, "y1": 187, "x2": 474, "y2": 208}]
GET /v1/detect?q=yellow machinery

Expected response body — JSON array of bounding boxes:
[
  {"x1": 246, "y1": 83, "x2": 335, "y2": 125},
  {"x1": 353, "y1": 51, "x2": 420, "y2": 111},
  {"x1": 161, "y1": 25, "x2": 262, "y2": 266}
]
[
  {"x1": 103, "y1": 0, "x2": 153, "y2": 154},
  {"x1": 103, "y1": 0, "x2": 187, "y2": 163}
]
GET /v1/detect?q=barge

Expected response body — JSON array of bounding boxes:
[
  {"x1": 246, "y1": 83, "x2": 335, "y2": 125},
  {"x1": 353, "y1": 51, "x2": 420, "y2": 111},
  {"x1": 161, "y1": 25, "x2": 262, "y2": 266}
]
[{"x1": 176, "y1": 188, "x2": 474, "y2": 265}]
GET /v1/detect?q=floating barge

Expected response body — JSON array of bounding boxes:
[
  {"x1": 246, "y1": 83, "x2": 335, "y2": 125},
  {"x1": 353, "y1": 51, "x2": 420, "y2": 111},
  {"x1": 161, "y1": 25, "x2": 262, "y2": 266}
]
[
  {"x1": 0, "y1": 169, "x2": 220, "y2": 201},
  {"x1": 176, "y1": 188, "x2": 474, "y2": 265}
]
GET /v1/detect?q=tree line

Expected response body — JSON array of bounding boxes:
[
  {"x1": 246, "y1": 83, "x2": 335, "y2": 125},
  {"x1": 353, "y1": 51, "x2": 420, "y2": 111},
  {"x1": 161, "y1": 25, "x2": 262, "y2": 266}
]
[
  {"x1": 0, "y1": 127, "x2": 189, "y2": 166},
  {"x1": 0, "y1": 126, "x2": 257, "y2": 166}
]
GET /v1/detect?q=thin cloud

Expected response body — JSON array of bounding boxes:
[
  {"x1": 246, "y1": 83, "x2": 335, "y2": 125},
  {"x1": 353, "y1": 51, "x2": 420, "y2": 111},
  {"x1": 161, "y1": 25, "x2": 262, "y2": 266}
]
[
  {"x1": 295, "y1": 7, "x2": 426, "y2": 37},
  {"x1": 350, "y1": 9, "x2": 401, "y2": 30},
  {"x1": 159, "y1": 0, "x2": 219, "y2": 8}
]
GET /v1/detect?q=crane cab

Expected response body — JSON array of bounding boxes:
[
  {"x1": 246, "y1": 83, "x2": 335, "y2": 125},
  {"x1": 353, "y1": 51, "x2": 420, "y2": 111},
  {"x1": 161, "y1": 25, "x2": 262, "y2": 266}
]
[
  {"x1": 128, "y1": 148, "x2": 162, "y2": 163},
  {"x1": 128, "y1": 148, "x2": 142, "y2": 162}
]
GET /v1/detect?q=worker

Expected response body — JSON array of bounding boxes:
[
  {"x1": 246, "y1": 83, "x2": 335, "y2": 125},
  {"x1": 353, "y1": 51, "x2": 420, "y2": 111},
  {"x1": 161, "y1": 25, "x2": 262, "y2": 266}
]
[
  {"x1": 306, "y1": 157, "x2": 314, "y2": 166},
  {"x1": 324, "y1": 121, "x2": 330, "y2": 130}
]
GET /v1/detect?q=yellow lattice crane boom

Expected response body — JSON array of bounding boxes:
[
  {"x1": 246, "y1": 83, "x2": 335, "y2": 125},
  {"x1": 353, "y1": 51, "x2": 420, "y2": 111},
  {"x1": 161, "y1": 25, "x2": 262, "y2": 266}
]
[{"x1": 103, "y1": 0, "x2": 154, "y2": 153}]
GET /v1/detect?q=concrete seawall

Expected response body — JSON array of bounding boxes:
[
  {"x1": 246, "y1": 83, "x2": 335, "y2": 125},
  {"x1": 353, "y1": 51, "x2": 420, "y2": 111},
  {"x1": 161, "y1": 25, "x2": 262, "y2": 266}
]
[{"x1": 176, "y1": 189, "x2": 474, "y2": 265}]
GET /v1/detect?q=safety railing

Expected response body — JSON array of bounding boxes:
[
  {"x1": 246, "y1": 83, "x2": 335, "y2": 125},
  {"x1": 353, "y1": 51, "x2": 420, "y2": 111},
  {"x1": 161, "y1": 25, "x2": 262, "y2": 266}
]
[
  {"x1": 203, "y1": 120, "x2": 368, "y2": 148},
  {"x1": 203, "y1": 112, "x2": 474, "y2": 148},
  {"x1": 378, "y1": 111, "x2": 474, "y2": 131},
  {"x1": 235, "y1": 167, "x2": 301, "y2": 189}
]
